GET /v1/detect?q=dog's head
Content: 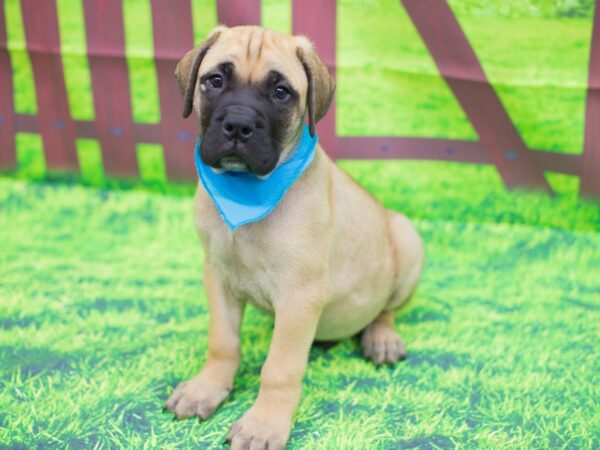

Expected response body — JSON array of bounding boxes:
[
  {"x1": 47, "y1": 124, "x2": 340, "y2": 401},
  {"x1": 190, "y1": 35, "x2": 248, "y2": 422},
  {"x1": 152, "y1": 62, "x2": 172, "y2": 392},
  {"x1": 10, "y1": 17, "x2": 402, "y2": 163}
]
[{"x1": 175, "y1": 26, "x2": 335, "y2": 176}]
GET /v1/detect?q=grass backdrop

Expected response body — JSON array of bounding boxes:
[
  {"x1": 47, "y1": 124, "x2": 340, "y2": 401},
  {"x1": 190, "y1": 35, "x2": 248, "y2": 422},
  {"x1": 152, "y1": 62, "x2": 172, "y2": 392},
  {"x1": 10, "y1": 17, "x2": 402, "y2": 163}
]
[
  {"x1": 1, "y1": 0, "x2": 600, "y2": 448},
  {"x1": 0, "y1": 178, "x2": 599, "y2": 449}
]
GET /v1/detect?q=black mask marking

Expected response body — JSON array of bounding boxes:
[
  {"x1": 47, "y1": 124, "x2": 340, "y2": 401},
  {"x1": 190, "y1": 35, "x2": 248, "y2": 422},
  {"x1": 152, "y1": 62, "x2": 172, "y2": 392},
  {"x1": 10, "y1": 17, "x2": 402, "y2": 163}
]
[{"x1": 199, "y1": 66, "x2": 298, "y2": 176}]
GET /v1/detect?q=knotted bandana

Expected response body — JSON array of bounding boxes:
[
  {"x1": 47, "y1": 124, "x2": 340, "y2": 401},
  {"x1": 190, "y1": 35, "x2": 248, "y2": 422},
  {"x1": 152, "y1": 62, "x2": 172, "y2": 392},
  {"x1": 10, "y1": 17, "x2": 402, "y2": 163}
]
[{"x1": 195, "y1": 125, "x2": 318, "y2": 230}]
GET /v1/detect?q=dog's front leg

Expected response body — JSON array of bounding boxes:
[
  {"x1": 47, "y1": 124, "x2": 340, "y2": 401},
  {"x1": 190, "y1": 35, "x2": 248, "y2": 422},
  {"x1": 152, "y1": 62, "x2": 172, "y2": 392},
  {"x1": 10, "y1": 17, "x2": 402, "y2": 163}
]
[
  {"x1": 165, "y1": 262, "x2": 244, "y2": 420},
  {"x1": 227, "y1": 286, "x2": 324, "y2": 450}
]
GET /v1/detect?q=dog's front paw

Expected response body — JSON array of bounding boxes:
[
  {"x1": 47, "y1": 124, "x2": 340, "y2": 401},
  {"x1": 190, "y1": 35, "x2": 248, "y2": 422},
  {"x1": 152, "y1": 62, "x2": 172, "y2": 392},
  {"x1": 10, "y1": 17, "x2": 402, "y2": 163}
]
[
  {"x1": 164, "y1": 375, "x2": 231, "y2": 420},
  {"x1": 226, "y1": 409, "x2": 291, "y2": 450}
]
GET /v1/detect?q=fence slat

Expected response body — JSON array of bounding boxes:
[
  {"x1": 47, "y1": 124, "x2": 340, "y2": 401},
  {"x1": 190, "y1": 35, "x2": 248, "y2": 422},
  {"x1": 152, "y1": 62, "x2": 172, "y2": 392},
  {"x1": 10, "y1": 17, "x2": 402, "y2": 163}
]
[
  {"x1": 20, "y1": 0, "x2": 78, "y2": 171},
  {"x1": 402, "y1": 0, "x2": 552, "y2": 194},
  {"x1": 0, "y1": 0, "x2": 16, "y2": 169},
  {"x1": 217, "y1": 0, "x2": 260, "y2": 26},
  {"x1": 293, "y1": 0, "x2": 337, "y2": 157},
  {"x1": 83, "y1": 0, "x2": 137, "y2": 177},
  {"x1": 151, "y1": 0, "x2": 196, "y2": 180},
  {"x1": 581, "y1": 2, "x2": 600, "y2": 198}
]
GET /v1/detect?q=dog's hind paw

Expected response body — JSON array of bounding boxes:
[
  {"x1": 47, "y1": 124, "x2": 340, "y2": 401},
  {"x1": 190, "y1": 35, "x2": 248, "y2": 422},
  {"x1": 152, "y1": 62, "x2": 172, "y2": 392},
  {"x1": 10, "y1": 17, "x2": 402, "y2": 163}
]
[{"x1": 361, "y1": 319, "x2": 406, "y2": 366}]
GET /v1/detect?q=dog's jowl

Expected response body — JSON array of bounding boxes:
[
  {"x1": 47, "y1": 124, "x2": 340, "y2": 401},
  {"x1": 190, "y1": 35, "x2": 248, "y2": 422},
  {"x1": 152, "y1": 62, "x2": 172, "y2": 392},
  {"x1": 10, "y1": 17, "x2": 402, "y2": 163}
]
[{"x1": 164, "y1": 25, "x2": 424, "y2": 450}]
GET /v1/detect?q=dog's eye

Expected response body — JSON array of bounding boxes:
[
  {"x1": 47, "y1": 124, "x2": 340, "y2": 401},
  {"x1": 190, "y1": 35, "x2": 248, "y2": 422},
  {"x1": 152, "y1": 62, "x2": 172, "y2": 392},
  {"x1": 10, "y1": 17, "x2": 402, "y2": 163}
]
[
  {"x1": 273, "y1": 85, "x2": 290, "y2": 100},
  {"x1": 208, "y1": 74, "x2": 223, "y2": 89}
]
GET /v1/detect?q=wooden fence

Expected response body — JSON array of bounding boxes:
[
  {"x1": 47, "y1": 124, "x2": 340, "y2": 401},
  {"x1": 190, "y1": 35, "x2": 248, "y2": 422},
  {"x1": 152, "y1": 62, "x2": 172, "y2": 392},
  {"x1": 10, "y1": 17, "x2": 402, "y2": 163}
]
[{"x1": 0, "y1": 0, "x2": 598, "y2": 198}]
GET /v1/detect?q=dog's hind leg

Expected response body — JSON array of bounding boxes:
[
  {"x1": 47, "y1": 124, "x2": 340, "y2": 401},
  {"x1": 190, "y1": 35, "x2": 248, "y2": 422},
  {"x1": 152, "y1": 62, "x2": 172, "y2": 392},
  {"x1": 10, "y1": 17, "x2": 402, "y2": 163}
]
[{"x1": 361, "y1": 212, "x2": 424, "y2": 365}]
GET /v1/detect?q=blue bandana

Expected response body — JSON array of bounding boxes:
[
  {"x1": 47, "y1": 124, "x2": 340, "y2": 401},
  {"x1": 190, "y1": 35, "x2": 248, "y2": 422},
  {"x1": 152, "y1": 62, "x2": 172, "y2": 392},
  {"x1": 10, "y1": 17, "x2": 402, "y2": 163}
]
[{"x1": 195, "y1": 125, "x2": 318, "y2": 231}]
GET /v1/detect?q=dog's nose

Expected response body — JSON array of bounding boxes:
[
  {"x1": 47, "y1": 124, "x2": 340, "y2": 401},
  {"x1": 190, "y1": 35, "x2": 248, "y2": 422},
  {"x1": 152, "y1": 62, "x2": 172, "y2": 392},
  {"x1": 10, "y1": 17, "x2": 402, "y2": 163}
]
[{"x1": 222, "y1": 113, "x2": 255, "y2": 141}]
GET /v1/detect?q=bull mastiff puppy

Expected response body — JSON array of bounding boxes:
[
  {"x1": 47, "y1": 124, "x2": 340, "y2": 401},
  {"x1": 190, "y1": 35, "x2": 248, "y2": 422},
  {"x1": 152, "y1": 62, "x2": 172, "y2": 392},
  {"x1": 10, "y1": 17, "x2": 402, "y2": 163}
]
[{"x1": 165, "y1": 25, "x2": 424, "y2": 450}]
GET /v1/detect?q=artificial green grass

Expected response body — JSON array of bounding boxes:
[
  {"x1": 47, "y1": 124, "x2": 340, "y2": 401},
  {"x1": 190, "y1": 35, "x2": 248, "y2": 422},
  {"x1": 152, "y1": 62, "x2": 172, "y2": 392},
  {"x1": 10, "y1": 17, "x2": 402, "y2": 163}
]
[{"x1": 0, "y1": 177, "x2": 599, "y2": 449}]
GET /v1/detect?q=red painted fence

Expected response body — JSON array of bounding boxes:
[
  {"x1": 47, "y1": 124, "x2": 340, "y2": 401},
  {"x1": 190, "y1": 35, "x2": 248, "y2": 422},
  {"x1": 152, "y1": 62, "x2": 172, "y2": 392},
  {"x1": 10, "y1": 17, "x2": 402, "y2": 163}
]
[{"x1": 0, "y1": 0, "x2": 598, "y2": 198}]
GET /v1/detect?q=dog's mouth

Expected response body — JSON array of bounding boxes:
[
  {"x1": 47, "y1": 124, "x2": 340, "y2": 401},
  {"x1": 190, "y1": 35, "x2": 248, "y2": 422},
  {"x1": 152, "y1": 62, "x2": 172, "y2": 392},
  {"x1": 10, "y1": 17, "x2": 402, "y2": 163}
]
[
  {"x1": 215, "y1": 155, "x2": 249, "y2": 173},
  {"x1": 201, "y1": 136, "x2": 279, "y2": 177}
]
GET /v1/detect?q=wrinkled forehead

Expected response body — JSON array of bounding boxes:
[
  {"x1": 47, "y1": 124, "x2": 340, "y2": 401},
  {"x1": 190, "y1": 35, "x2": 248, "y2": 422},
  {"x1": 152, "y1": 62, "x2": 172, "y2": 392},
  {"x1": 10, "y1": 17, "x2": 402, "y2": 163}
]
[{"x1": 199, "y1": 26, "x2": 307, "y2": 90}]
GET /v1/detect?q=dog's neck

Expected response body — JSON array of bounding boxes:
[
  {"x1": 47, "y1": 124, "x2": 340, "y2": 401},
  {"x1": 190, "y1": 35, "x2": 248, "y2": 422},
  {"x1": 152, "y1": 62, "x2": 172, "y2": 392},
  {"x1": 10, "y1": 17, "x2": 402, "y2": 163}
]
[{"x1": 272, "y1": 125, "x2": 306, "y2": 172}]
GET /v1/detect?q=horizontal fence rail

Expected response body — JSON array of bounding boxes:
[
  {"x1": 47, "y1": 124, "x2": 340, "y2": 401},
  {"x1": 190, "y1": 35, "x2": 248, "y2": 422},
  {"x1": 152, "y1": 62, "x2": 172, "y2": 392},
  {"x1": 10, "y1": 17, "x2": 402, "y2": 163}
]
[{"x1": 0, "y1": 0, "x2": 598, "y2": 199}]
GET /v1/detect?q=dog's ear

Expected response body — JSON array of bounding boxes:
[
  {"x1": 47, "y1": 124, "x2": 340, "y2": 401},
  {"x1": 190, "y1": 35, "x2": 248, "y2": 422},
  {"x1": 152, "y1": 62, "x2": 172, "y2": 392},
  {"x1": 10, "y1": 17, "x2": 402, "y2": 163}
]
[
  {"x1": 295, "y1": 37, "x2": 335, "y2": 137},
  {"x1": 175, "y1": 26, "x2": 225, "y2": 118}
]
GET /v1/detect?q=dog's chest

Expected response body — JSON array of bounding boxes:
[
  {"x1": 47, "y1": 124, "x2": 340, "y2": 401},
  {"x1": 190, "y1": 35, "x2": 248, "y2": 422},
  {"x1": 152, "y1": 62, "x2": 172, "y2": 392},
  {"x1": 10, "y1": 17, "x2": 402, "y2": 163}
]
[
  {"x1": 194, "y1": 179, "x2": 325, "y2": 313},
  {"x1": 201, "y1": 222, "x2": 283, "y2": 313}
]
